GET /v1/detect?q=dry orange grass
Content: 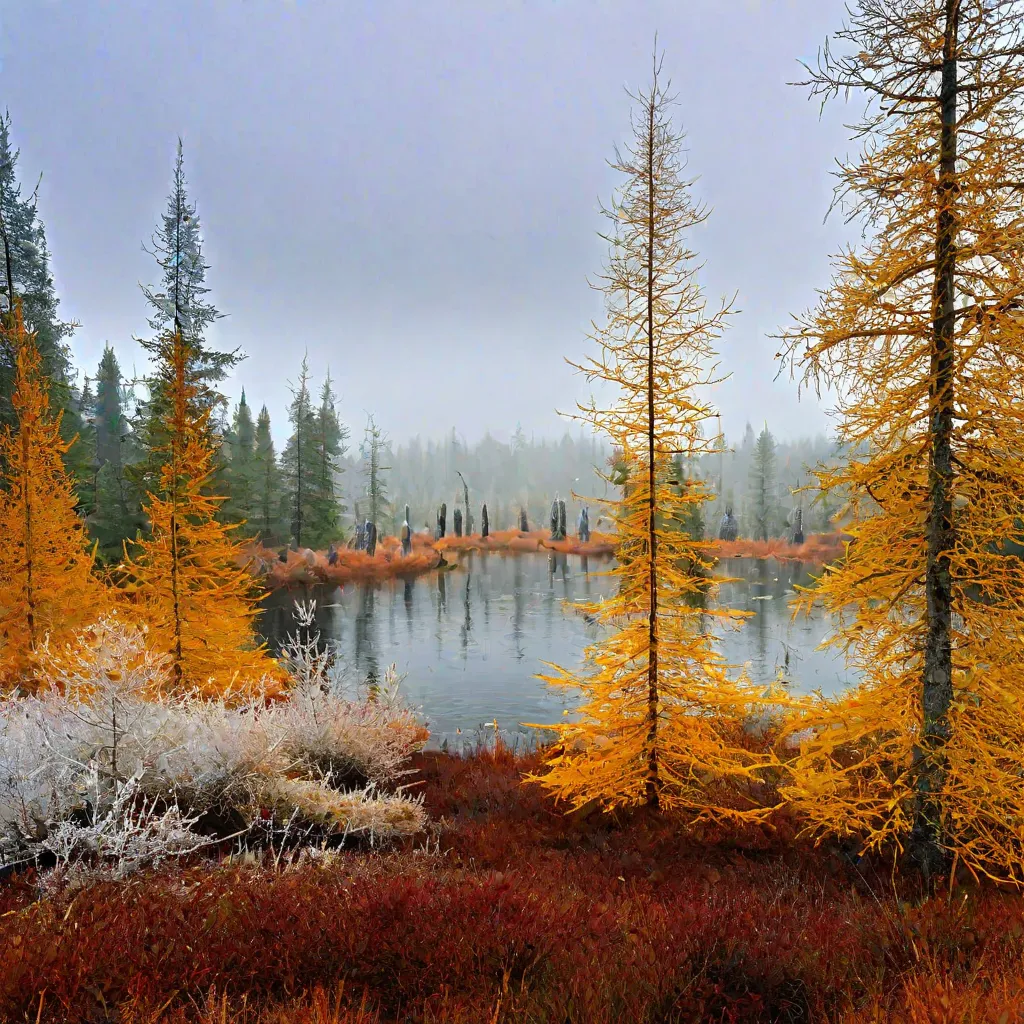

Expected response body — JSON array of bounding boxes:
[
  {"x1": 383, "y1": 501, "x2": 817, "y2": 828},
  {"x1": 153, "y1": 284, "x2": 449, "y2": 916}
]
[
  {"x1": 712, "y1": 532, "x2": 847, "y2": 564},
  {"x1": 436, "y1": 529, "x2": 616, "y2": 557},
  {"x1": 251, "y1": 540, "x2": 442, "y2": 590},
  {"x1": 541, "y1": 532, "x2": 616, "y2": 557}
]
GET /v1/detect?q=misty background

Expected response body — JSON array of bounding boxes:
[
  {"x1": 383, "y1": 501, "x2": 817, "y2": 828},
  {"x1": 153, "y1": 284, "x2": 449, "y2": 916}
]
[{"x1": 1, "y1": 0, "x2": 856, "y2": 461}]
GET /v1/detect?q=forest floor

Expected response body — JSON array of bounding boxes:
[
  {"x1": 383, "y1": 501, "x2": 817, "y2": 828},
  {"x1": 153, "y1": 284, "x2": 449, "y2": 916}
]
[{"x1": 2, "y1": 744, "x2": 1022, "y2": 1024}]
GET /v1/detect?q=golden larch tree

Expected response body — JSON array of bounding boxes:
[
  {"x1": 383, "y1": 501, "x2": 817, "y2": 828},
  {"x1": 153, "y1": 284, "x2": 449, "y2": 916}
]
[
  {"x1": 0, "y1": 305, "x2": 107, "y2": 691},
  {"x1": 122, "y1": 329, "x2": 282, "y2": 700},
  {"x1": 526, "y1": 54, "x2": 778, "y2": 817},
  {"x1": 777, "y1": 0, "x2": 1024, "y2": 884}
]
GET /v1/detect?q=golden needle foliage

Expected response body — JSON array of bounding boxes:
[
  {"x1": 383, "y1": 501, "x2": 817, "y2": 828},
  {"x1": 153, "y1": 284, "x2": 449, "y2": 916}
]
[
  {"x1": 777, "y1": 0, "x2": 1024, "y2": 883},
  {"x1": 122, "y1": 330, "x2": 282, "y2": 700},
  {"x1": 526, "y1": 57, "x2": 779, "y2": 818},
  {"x1": 0, "y1": 306, "x2": 106, "y2": 692}
]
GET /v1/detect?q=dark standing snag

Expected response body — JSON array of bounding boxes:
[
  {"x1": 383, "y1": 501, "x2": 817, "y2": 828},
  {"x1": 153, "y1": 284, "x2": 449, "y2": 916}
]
[
  {"x1": 558, "y1": 499, "x2": 567, "y2": 541},
  {"x1": 457, "y1": 471, "x2": 472, "y2": 535},
  {"x1": 437, "y1": 502, "x2": 447, "y2": 540},
  {"x1": 793, "y1": 508, "x2": 804, "y2": 546},
  {"x1": 578, "y1": 505, "x2": 590, "y2": 542},
  {"x1": 481, "y1": 503, "x2": 489, "y2": 539},
  {"x1": 719, "y1": 504, "x2": 738, "y2": 542},
  {"x1": 453, "y1": 507, "x2": 463, "y2": 538},
  {"x1": 550, "y1": 497, "x2": 559, "y2": 540},
  {"x1": 401, "y1": 503, "x2": 412, "y2": 556},
  {"x1": 519, "y1": 506, "x2": 528, "y2": 532},
  {"x1": 365, "y1": 520, "x2": 377, "y2": 557},
  {"x1": 911, "y1": 0, "x2": 960, "y2": 884}
]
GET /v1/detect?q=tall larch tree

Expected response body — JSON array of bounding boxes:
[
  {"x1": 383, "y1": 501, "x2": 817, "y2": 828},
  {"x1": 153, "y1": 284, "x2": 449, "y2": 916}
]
[
  {"x1": 281, "y1": 356, "x2": 319, "y2": 548},
  {"x1": 132, "y1": 140, "x2": 242, "y2": 495},
  {"x1": 526, "y1": 53, "x2": 773, "y2": 815},
  {"x1": 253, "y1": 404, "x2": 283, "y2": 544},
  {"x1": 122, "y1": 329, "x2": 280, "y2": 699},
  {"x1": 0, "y1": 307, "x2": 106, "y2": 692},
  {"x1": 777, "y1": 0, "x2": 1024, "y2": 885}
]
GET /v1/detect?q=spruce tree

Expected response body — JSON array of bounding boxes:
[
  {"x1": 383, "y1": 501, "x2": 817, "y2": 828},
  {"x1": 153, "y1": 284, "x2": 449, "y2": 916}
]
[
  {"x1": 281, "y1": 356, "x2": 319, "y2": 548},
  {"x1": 90, "y1": 345, "x2": 144, "y2": 560},
  {"x1": 748, "y1": 424, "x2": 780, "y2": 542},
  {"x1": 133, "y1": 140, "x2": 242, "y2": 494},
  {"x1": 253, "y1": 404, "x2": 283, "y2": 545},
  {"x1": 223, "y1": 389, "x2": 258, "y2": 532},
  {"x1": 0, "y1": 114, "x2": 75, "y2": 426},
  {"x1": 362, "y1": 414, "x2": 390, "y2": 533},
  {"x1": 0, "y1": 113, "x2": 90, "y2": 492},
  {"x1": 304, "y1": 372, "x2": 347, "y2": 546},
  {"x1": 67, "y1": 375, "x2": 98, "y2": 518}
]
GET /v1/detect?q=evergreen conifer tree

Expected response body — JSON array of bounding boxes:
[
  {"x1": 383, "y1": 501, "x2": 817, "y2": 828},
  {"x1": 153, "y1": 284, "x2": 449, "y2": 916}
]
[
  {"x1": 223, "y1": 389, "x2": 258, "y2": 532},
  {"x1": 132, "y1": 140, "x2": 241, "y2": 494},
  {"x1": 281, "y1": 356, "x2": 319, "y2": 548},
  {"x1": 90, "y1": 345, "x2": 144, "y2": 560},
  {"x1": 0, "y1": 113, "x2": 75, "y2": 430},
  {"x1": 748, "y1": 425, "x2": 780, "y2": 542},
  {"x1": 362, "y1": 414, "x2": 390, "y2": 533},
  {"x1": 253, "y1": 404, "x2": 282, "y2": 544},
  {"x1": 67, "y1": 375, "x2": 98, "y2": 518},
  {"x1": 306, "y1": 372, "x2": 347, "y2": 547}
]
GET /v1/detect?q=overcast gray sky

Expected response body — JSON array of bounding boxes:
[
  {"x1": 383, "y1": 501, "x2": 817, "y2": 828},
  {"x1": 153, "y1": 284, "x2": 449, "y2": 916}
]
[{"x1": 2, "y1": 0, "x2": 856, "y2": 448}]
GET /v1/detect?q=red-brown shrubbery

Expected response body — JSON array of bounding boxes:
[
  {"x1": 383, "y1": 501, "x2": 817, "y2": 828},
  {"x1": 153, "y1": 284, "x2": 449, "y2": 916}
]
[
  {"x1": 435, "y1": 529, "x2": 615, "y2": 557},
  {"x1": 2, "y1": 743, "x2": 1023, "y2": 1023},
  {"x1": 253, "y1": 539, "x2": 442, "y2": 589},
  {"x1": 712, "y1": 531, "x2": 848, "y2": 564}
]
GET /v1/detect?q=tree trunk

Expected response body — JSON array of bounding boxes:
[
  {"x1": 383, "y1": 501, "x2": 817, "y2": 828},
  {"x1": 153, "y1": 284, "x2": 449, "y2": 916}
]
[
  {"x1": 912, "y1": 0, "x2": 959, "y2": 884},
  {"x1": 20, "y1": 420, "x2": 36, "y2": 648},
  {"x1": 645, "y1": 87, "x2": 660, "y2": 809}
]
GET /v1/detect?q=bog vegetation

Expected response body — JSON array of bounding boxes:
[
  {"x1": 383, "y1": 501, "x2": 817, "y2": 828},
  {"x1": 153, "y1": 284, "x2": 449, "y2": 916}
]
[{"x1": 2, "y1": 0, "x2": 1024, "y2": 1019}]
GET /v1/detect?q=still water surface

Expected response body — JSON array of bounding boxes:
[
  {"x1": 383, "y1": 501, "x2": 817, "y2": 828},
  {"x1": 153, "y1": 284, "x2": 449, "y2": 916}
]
[{"x1": 257, "y1": 552, "x2": 855, "y2": 749}]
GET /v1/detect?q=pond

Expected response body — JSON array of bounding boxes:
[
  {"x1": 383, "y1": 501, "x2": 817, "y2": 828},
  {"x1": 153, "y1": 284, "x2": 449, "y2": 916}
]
[{"x1": 257, "y1": 552, "x2": 856, "y2": 750}]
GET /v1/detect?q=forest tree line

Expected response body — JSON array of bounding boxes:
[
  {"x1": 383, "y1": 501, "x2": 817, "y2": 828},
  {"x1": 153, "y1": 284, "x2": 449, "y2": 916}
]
[{"x1": 0, "y1": 114, "x2": 839, "y2": 565}]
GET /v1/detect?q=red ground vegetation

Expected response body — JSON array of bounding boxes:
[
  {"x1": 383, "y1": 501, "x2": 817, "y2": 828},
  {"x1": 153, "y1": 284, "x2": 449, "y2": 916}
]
[
  {"x1": 712, "y1": 532, "x2": 848, "y2": 564},
  {"x1": 2, "y1": 744, "x2": 1022, "y2": 1023}
]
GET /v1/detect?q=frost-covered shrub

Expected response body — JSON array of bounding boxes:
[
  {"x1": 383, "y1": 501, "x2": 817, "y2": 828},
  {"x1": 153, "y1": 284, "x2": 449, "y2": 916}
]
[
  {"x1": 0, "y1": 611, "x2": 427, "y2": 878},
  {"x1": 270, "y1": 600, "x2": 428, "y2": 787},
  {"x1": 38, "y1": 769, "x2": 212, "y2": 889}
]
